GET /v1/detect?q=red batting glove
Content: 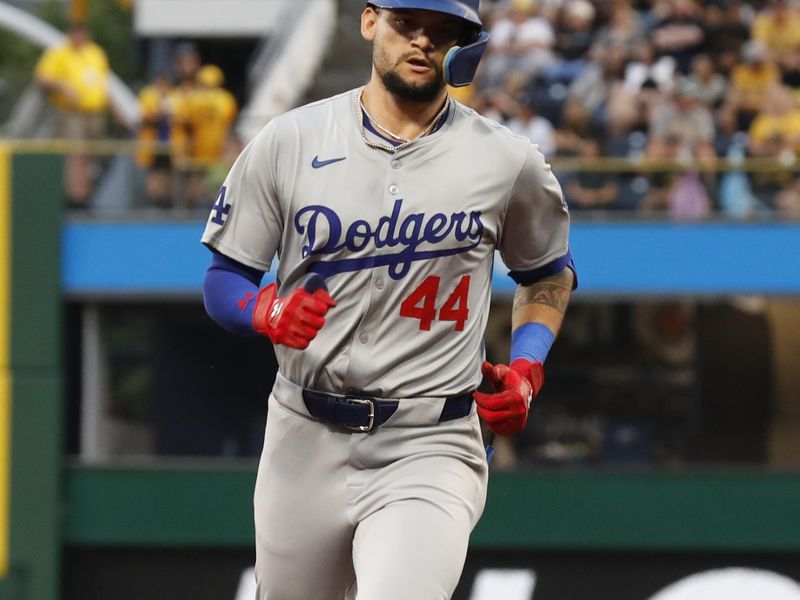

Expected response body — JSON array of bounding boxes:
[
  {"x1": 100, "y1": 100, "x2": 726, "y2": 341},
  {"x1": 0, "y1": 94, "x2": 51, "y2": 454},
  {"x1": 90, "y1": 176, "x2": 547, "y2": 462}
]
[
  {"x1": 473, "y1": 358, "x2": 544, "y2": 435},
  {"x1": 251, "y1": 282, "x2": 336, "y2": 349}
]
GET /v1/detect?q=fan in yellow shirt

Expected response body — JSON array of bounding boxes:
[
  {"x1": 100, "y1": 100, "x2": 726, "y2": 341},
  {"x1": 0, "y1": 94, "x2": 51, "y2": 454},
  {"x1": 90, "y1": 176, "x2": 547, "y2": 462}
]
[
  {"x1": 35, "y1": 21, "x2": 110, "y2": 129},
  {"x1": 748, "y1": 85, "x2": 800, "y2": 205},
  {"x1": 752, "y1": 1, "x2": 800, "y2": 63},
  {"x1": 181, "y1": 65, "x2": 238, "y2": 207},
  {"x1": 187, "y1": 65, "x2": 238, "y2": 166},
  {"x1": 728, "y1": 41, "x2": 781, "y2": 131},
  {"x1": 34, "y1": 21, "x2": 110, "y2": 207},
  {"x1": 749, "y1": 85, "x2": 800, "y2": 157},
  {"x1": 136, "y1": 73, "x2": 184, "y2": 207}
]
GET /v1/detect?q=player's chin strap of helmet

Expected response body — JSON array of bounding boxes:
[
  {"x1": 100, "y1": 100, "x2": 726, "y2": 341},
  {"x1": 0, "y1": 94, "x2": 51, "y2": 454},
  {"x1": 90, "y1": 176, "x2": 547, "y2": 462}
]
[{"x1": 443, "y1": 29, "x2": 489, "y2": 87}]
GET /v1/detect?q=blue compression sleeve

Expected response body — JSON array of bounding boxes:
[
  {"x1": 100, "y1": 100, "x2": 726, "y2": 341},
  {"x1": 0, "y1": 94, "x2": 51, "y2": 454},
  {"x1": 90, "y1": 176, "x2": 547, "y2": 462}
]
[
  {"x1": 202, "y1": 252, "x2": 266, "y2": 336},
  {"x1": 510, "y1": 322, "x2": 556, "y2": 364}
]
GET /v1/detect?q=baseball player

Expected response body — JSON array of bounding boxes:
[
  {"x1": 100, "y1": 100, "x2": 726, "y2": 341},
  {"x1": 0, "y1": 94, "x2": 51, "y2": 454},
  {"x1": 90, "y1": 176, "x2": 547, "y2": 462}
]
[{"x1": 201, "y1": 1, "x2": 576, "y2": 598}]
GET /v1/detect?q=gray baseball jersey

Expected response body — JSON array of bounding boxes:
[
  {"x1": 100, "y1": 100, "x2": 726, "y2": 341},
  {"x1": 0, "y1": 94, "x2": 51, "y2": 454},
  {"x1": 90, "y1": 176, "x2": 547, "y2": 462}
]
[
  {"x1": 202, "y1": 87, "x2": 570, "y2": 397},
  {"x1": 201, "y1": 87, "x2": 571, "y2": 600}
]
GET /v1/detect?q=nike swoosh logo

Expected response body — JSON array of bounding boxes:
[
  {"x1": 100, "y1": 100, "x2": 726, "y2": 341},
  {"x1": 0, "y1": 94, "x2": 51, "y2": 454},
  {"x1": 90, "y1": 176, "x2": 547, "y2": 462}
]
[{"x1": 312, "y1": 155, "x2": 346, "y2": 169}]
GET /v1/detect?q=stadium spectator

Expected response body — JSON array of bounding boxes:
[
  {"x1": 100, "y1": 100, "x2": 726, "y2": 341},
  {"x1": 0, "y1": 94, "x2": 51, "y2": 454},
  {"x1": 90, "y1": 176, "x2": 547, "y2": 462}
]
[
  {"x1": 623, "y1": 39, "x2": 676, "y2": 96},
  {"x1": 173, "y1": 41, "x2": 201, "y2": 91},
  {"x1": 481, "y1": 0, "x2": 557, "y2": 89},
  {"x1": 701, "y1": 1, "x2": 752, "y2": 72},
  {"x1": 568, "y1": 41, "x2": 629, "y2": 134},
  {"x1": 187, "y1": 65, "x2": 238, "y2": 166},
  {"x1": 503, "y1": 92, "x2": 557, "y2": 156},
  {"x1": 182, "y1": 64, "x2": 238, "y2": 207},
  {"x1": 648, "y1": 77, "x2": 716, "y2": 161},
  {"x1": 751, "y1": 0, "x2": 800, "y2": 75},
  {"x1": 594, "y1": 2, "x2": 646, "y2": 52},
  {"x1": 617, "y1": 39, "x2": 676, "y2": 141},
  {"x1": 169, "y1": 42, "x2": 201, "y2": 205},
  {"x1": 543, "y1": 0, "x2": 596, "y2": 85},
  {"x1": 747, "y1": 84, "x2": 800, "y2": 206},
  {"x1": 35, "y1": 20, "x2": 110, "y2": 208},
  {"x1": 135, "y1": 71, "x2": 179, "y2": 207},
  {"x1": 563, "y1": 135, "x2": 621, "y2": 209},
  {"x1": 642, "y1": 78, "x2": 715, "y2": 217},
  {"x1": 685, "y1": 53, "x2": 728, "y2": 109},
  {"x1": 650, "y1": 0, "x2": 706, "y2": 74},
  {"x1": 718, "y1": 135, "x2": 760, "y2": 217},
  {"x1": 554, "y1": 98, "x2": 592, "y2": 157},
  {"x1": 640, "y1": 169, "x2": 713, "y2": 218},
  {"x1": 725, "y1": 40, "x2": 781, "y2": 131},
  {"x1": 475, "y1": 70, "x2": 526, "y2": 122}
]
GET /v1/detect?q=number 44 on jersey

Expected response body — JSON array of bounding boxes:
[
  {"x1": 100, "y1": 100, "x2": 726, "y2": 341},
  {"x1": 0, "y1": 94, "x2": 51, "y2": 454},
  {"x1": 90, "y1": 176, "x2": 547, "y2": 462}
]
[{"x1": 400, "y1": 275, "x2": 471, "y2": 331}]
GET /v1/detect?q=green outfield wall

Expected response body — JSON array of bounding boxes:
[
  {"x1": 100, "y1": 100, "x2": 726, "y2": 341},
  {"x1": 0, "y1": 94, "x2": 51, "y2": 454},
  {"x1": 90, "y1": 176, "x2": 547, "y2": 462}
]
[
  {"x1": 0, "y1": 150, "x2": 63, "y2": 600},
  {"x1": 62, "y1": 465, "x2": 800, "y2": 552}
]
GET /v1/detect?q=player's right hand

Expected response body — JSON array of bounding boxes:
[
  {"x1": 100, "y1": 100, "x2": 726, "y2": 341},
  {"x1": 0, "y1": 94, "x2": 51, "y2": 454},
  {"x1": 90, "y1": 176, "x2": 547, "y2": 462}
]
[
  {"x1": 252, "y1": 275, "x2": 336, "y2": 349},
  {"x1": 473, "y1": 359, "x2": 544, "y2": 435}
]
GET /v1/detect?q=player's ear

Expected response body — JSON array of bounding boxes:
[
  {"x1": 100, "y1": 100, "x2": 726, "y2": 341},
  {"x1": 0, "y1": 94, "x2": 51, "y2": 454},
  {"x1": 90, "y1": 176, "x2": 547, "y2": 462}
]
[{"x1": 361, "y1": 6, "x2": 379, "y2": 42}]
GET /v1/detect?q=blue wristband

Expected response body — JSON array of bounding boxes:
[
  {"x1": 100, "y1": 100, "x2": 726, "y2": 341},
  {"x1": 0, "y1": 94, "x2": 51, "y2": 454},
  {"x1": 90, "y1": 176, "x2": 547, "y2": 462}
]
[{"x1": 510, "y1": 322, "x2": 555, "y2": 364}]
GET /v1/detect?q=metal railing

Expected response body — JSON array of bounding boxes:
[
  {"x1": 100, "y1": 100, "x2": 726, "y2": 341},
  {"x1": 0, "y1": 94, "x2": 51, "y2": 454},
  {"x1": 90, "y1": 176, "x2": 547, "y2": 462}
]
[{"x1": 3, "y1": 138, "x2": 799, "y2": 218}]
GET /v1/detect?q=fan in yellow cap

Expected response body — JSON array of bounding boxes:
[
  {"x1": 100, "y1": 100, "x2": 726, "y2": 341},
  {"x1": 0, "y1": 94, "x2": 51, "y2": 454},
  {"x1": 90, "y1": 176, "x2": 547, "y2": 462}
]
[
  {"x1": 182, "y1": 64, "x2": 238, "y2": 206},
  {"x1": 196, "y1": 64, "x2": 226, "y2": 88}
]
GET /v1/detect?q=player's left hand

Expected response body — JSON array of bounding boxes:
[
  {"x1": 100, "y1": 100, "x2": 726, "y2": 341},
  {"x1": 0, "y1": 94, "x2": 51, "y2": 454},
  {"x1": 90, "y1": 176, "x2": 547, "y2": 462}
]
[{"x1": 473, "y1": 359, "x2": 544, "y2": 435}]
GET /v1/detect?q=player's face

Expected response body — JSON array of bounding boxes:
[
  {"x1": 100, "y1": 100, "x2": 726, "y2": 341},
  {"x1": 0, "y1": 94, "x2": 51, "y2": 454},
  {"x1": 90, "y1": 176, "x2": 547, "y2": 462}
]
[{"x1": 362, "y1": 7, "x2": 465, "y2": 103}]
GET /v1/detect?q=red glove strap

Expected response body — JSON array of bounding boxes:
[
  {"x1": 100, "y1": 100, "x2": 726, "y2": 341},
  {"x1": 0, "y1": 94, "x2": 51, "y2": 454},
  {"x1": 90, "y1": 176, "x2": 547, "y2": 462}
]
[
  {"x1": 252, "y1": 283, "x2": 279, "y2": 340},
  {"x1": 509, "y1": 358, "x2": 544, "y2": 397}
]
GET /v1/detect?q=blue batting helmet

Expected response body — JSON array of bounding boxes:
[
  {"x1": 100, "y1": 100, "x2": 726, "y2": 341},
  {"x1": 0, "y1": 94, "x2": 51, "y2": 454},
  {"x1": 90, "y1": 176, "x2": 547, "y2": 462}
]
[{"x1": 367, "y1": 0, "x2": 489, "y2": 87}]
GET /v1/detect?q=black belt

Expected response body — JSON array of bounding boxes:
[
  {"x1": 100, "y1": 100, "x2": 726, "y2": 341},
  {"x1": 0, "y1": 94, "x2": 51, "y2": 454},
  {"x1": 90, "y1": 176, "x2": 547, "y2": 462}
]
[{"x1": 301, "y1": 389, "x2": 474, "y2": 432}]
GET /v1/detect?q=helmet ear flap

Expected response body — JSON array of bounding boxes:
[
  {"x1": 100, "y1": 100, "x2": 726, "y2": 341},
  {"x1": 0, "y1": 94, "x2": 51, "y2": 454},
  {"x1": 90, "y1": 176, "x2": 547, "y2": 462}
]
[{"x1": 443, "y1": 30, "x2": 489, "y2": 87}]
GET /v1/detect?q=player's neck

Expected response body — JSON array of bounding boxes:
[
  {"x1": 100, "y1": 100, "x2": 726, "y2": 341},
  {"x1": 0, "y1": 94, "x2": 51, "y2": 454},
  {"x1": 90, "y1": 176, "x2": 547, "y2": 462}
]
[{"x1": 361, "y1": 80, "x2": 448, "y2": 142}]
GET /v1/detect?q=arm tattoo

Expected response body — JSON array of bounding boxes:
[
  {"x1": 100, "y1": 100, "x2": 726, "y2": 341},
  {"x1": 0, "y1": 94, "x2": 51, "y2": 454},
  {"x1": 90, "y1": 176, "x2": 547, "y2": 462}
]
[{"x1": 513, "y1": 275, "x2": 572, "y2": 315}]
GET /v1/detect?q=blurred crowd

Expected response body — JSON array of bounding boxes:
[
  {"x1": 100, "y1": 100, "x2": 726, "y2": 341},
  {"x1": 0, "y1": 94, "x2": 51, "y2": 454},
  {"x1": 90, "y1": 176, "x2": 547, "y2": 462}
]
[
  {"x1": 133, "y1": 42, "x2": 238, "y2": 209},
  {"x1": 33, "y1": 1, "x2": 800, "y2": 216},
  {"x1": 459, "y1": 0, "x2": 800, "y2": 217},
  {"x1": 35, "y1": 24, "x2": 238, "y2": 210}
]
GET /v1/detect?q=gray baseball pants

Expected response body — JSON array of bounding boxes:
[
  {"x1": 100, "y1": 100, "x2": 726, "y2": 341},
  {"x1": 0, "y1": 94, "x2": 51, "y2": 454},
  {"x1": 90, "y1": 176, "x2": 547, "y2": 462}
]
[{"x1": 254, "y1": 372, "x2": 489, "y2": 600}]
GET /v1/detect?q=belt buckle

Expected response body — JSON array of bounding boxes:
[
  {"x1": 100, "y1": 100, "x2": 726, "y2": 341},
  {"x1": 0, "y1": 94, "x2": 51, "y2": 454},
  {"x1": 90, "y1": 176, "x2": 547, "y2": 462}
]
[{"x1": 343, "y1": 397, "x2": 376, "y2": 432}]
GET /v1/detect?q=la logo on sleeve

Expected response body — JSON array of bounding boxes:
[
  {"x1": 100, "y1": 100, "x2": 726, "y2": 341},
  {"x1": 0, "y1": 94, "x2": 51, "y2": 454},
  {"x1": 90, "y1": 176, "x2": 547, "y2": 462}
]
[{"x1": 211, "y1": 186, "x2": 232, "y2": 226}]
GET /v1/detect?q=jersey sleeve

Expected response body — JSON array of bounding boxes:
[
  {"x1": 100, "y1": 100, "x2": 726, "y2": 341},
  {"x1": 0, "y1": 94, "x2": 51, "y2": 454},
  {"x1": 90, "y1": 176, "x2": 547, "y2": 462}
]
[
  {"x1": 201, "y1": 121, "x2": 284, "y2": 271},
  {"x1": 498, "y1": 143, "x2": 574, "y2": 285}
]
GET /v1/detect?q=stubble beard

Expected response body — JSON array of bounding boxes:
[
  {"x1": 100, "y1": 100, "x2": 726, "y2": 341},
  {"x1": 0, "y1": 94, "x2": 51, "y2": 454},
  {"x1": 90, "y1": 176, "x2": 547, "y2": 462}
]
[{"x1": 374, "y1": 47, "x2": 446, "y2": 104}]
